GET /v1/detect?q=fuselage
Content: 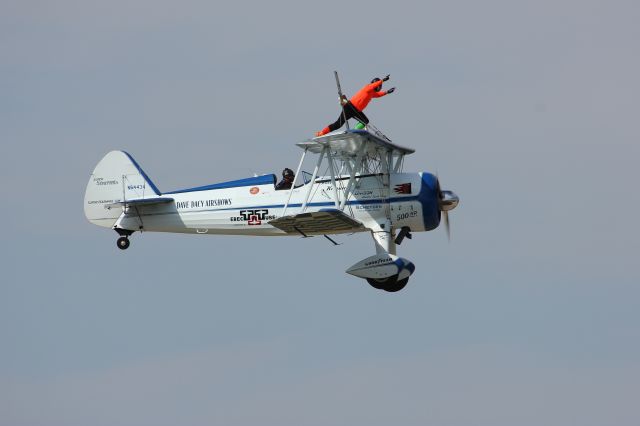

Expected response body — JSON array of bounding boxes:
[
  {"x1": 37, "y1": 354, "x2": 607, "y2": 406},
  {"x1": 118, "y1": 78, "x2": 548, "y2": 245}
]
[{"x1": 116, "y1": 172, "x2": 441, "y2": 236}]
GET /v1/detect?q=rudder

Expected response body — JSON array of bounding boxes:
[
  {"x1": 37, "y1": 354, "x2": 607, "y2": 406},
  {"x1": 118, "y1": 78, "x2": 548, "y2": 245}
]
[{"x1": 83, "y1": 151, "x2": 161, "y2": 228}]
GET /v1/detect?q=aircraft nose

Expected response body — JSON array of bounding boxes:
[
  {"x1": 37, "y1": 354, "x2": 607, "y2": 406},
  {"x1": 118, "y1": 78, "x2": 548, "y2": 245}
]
[{"x1": 440, "y1": 190, "x2": 459, "y2": 211}]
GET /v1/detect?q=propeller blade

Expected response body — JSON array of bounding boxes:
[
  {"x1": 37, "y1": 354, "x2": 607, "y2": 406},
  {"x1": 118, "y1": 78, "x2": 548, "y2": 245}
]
[
  {"x1": 435, "y1": 173, "x2": 456, "y2": 241},
  {"x1": 444, "y1": 210, "x2": 450, "y2": 241},
  {"x1": 435, "y1": 174, "x2": 448, "y2": 240}
]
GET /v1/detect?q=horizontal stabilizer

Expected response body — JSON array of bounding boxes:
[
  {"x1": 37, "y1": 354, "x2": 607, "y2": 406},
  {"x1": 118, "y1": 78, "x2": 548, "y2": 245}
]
[
  {"x1": 269, "y1": 209, "x2": 364, "y2": 235},
  {"x1": 105, "y1": 197, "x2": 174, "y2": 209}
]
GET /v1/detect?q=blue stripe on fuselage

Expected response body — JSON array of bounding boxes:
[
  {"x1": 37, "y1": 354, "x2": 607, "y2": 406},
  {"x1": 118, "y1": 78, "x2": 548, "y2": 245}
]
[
  {"x1": 165, "y1": 174, "x2": 276, "y2": 194},
  {"x1": 170, "y1": 196, "x2": 419, "y2": 213}
]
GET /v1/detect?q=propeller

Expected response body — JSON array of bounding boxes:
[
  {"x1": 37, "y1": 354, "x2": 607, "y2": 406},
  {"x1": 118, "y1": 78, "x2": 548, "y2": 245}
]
[
  {"x1": 443, "y1": 207, "x2": 451, "y2": 241},
  {"x1": 435, "y1": 174, "x2": 459, "y2": 241}
]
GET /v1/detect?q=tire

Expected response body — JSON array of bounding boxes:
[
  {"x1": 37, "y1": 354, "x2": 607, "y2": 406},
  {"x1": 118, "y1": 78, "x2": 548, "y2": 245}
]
[
  {"x1": 366, "y1": 277, "x2": 388, "y2": 290},
  {"x1": 366, "y1": 275, "x2": 409, "y2": 292},
  {"x1": 117, "y1": 237, "x2": 130, "y2": 250},
  {"x1": 382, "y1": 277, "x2": 409, "y2": 292}
]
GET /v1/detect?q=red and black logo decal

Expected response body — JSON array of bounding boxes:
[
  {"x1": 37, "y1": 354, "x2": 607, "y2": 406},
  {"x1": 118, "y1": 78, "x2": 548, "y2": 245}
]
[
  {"x1": 231, "y1": 209, "x2": 276, "y2": 225},
  {"x1": 394, "y1": 183, "x2": 412, "y2": 194}
]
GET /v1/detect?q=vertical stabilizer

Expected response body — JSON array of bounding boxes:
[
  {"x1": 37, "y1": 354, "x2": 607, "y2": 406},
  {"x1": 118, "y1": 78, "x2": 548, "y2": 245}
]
[{"x1": 83, "y1": 151, "x2": 160, "y2": 228}]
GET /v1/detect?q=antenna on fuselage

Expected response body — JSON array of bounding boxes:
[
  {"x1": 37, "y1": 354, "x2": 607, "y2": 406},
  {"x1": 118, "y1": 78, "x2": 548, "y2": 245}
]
[{"x1": 334, "y1": 70, "x2": 350, "y2": 131}]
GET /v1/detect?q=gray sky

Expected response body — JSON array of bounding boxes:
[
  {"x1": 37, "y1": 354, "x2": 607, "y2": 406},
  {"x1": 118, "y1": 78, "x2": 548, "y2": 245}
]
[{"x1": 2, "y1": 0, "x2": 639, "y2": 425}]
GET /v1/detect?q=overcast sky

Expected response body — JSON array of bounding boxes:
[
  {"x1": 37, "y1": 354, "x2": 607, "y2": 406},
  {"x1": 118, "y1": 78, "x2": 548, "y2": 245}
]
[{"x1": 1, "y1": 1, "x2": 639, "y2": 425}]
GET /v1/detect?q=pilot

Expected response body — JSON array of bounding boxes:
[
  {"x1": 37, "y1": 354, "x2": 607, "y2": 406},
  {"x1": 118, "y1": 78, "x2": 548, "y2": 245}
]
[
  {"x1": 315, "y1": 75, "x2": 396, "y2": 137},
  {"x1": 275, "y1": 168, "x2": 295, "y2": 190}
]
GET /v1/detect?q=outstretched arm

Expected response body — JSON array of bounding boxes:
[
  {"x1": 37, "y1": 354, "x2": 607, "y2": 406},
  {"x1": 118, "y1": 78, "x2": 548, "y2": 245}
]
[{"x1": 373, "y1": 87, "x2": 395, "y2": 98}]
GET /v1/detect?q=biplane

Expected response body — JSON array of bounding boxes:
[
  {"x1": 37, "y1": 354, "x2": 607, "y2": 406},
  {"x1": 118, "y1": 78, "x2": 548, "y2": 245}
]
[{"x1": 84, "y1": 126, "x2": 458, "y2": 292}]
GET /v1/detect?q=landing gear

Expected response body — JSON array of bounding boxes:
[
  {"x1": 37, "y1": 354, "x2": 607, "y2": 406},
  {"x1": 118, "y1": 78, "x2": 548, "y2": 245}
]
[
  {"x1": 394, "y1": 226, "x2": 412, "y2": 245},
  {"x1": 346, "y1": 228, "x2": 415, "y2": 293},
  {"x1": 366, "y1": 275, "x2": 409, "y2": 292},
  {"x1": 114, "y1": 228, "x2": 134, "y2": 250},
  {"x1": 117, "y1": 236, "x2": 130, "y2": 250}
]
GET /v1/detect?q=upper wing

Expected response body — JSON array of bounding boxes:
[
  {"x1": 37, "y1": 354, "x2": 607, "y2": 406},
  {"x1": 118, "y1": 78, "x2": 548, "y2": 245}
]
[
  {"x1": 297, "y1": 129, "x2": 415, "y2": 159},
  {"x1": 268, "y1": 209, "x2": 365, "y2": 236},
  {"x1": 105, "y1": 197, "x2": 174, "y2": 209}
]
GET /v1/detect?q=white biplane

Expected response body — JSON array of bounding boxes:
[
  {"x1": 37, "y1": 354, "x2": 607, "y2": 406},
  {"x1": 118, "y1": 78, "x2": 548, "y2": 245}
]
[{"x1": 84, "y1": 126, "x2": 459, "y2": 292}]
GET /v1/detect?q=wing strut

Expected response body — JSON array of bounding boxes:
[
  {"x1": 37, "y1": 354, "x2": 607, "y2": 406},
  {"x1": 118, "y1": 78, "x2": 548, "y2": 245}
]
[
  {"x1": 326, "y1": 148, "x2": 340, "y2": 209},
  {"x1": 282, "y1": 148, "x2": 308, "y2": 216},
  {"x1": 301, "y1": 147, "x2": 326, "y2": 213},
  {"x1": 393, "y1": 154, "x2": 405, "y2": 172},
  {"x1": 338, "y1": 143, "x2": 367, "y2": 211}
]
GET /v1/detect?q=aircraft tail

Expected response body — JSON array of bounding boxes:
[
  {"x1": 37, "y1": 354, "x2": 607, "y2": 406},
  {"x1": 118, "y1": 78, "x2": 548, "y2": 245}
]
[{"x1": 83, "y1": 151, "x2": 161, "y2": 228}]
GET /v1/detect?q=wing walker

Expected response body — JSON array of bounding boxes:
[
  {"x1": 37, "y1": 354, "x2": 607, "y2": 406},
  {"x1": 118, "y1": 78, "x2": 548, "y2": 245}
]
[{"x1": 83, "y1": 74, "x2": 459, "y2": 292}]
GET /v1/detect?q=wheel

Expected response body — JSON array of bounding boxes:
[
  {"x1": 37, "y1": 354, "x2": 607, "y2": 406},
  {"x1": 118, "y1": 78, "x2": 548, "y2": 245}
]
[
  {"x1": 117, "y1": 237, "x2": 130, "y2": 250},
  {"x1": 366, "y1": 277, "x2": 388, "y2": 290},
  {"x1": 382, "y1": 277, "x2": 408, "y2": 292},
  {"x1": 366, "y1": 275, "x2": 409, "y2": 292}
]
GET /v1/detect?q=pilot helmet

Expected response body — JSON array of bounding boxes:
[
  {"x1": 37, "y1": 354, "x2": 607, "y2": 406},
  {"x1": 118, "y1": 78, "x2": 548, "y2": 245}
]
[{"x1": 283, "y1": 168, "x2": 294, "y2": 179}]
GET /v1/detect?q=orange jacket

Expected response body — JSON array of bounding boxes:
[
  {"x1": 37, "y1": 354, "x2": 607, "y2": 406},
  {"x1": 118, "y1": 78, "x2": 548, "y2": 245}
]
[{"x1": 350, "y1": 80, "x2": 387, "y2": 111}]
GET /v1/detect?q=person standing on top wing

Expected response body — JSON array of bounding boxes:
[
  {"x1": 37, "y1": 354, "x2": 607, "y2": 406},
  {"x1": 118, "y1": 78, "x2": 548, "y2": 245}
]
[{"x1": 315, "y1": 75, "x2": 396, "y2": 137}]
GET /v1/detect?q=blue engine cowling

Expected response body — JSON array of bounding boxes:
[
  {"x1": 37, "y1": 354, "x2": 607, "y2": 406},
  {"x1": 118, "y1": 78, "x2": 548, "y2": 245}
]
[{"x1": 418, "y1": 172, "x2": 441, "y2": 231}]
